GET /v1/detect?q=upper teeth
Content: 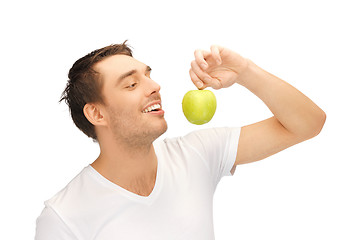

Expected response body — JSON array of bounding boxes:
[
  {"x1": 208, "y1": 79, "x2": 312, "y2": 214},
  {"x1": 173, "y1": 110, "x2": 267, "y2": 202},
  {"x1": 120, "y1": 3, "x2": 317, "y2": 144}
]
[{"x1": 143, "y1": 104, "x2": 161, "y2": 113}]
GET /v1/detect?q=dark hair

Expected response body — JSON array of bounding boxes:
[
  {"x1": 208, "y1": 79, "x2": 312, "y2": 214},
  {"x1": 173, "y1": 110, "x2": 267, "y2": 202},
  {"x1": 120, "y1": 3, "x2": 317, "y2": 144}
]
[{"x1": 60, "y1": 40, "x2": 133, "y2": 141}]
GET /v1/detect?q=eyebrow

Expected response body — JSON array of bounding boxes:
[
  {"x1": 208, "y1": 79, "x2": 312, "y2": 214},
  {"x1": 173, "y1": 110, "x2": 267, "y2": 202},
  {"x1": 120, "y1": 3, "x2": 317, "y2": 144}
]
[{"x1": 116, "y1": 65, "x2": 152, "y2": 86}]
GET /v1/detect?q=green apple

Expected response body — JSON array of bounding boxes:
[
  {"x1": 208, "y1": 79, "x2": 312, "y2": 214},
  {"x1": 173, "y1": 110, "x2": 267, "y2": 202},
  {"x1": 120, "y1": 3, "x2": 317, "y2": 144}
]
[{"x1": 182, "y1": 90, "x2": 217, "y2": 125}]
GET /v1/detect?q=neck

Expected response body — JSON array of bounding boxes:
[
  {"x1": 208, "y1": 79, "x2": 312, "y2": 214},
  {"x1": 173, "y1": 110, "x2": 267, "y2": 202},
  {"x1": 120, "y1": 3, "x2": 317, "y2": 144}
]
[{"x1": 91, "y1": 137, "x2": 158, "y2": 186}]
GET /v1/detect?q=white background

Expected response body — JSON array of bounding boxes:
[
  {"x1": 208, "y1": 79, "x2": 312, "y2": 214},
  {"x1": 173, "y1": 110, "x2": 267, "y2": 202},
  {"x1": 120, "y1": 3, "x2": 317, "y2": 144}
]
[{"x1": 1, "y1": 0, "x2": 338, "y2": 239}]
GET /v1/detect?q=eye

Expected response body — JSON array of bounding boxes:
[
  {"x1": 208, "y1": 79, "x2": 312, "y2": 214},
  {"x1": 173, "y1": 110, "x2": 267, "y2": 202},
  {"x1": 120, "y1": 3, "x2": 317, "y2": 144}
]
[{"x1": 126, "y1": 82, "x2": 137, "y2": 89}]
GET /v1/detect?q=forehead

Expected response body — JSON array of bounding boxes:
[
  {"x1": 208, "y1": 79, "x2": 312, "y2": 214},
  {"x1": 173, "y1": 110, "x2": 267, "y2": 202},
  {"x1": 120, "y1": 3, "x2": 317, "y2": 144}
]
[{"x1": 94, "y1": 54, "x2": 145, "y2": 83}]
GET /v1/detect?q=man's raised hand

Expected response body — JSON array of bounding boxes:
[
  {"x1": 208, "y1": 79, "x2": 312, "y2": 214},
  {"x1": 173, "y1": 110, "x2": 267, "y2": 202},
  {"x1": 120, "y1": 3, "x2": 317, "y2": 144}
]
[{"x1": 189, "y1": 45, "x2": 249, "y2": 90}]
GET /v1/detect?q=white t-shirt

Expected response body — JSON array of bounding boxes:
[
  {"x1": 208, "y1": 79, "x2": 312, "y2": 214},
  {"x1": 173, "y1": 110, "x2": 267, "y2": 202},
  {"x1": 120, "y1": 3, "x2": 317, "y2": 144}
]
[{"x1": 35, "y1": 127, "x2": 241, "y2": 240}]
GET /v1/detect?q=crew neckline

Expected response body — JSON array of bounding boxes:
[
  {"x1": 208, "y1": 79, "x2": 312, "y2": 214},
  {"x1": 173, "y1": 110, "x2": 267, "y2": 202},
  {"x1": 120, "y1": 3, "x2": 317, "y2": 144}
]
[{"x1": 86, "y1": 141, "x2": 164, "y2": 205}]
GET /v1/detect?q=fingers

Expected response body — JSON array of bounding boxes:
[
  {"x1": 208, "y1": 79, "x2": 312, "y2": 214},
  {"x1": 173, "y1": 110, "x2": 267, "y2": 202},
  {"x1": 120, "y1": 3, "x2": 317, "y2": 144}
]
[
  {"x1": 190, "y1": 45, "x2": 224, "y2": 89},
  {"x1": 194, "y1": 49, "x2": 210, "y2": 70},
  {"x1": 210, "y1": 79, "x2": 223, "y2": 90},
  {"x1": 193, "y1": 45, "x2": 222, "y2": 69},
  {"x1": 189, "y1": 68, "x2": 205, "y2": 89},
  {"x1": 210, "y1": 45, "x2": 222, "y2": 65},
  {"x1": 191, "y1": 58, "x2": 212, "y2": 81},
  {"x1": 190, "y1": 60, "x2": 223, "y2": 90}
]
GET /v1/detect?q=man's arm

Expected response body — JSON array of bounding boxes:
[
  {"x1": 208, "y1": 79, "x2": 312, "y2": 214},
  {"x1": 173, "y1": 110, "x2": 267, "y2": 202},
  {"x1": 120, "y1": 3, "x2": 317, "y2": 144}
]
[{"x1": 189, "y1": 45, "x2": 326, "y2": 166}]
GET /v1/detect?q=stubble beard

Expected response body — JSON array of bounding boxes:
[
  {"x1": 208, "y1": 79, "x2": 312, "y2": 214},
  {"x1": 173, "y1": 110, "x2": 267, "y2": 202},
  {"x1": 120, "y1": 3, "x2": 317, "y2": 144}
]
[{"x1": 108, "y1": 108, "x2": 168, "y2": 150}]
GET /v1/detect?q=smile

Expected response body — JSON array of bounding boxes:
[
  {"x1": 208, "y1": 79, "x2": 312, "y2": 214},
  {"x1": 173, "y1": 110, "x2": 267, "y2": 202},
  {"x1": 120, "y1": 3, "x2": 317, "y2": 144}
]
[{"x1": 142, "y1": 103, "x2": 162, "y2": 113}]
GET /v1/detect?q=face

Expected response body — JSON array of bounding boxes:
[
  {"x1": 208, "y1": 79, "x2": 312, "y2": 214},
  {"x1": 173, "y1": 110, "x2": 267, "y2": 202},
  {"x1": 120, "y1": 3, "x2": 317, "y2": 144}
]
[{"x1": 94, "y1": 54, "x2": 168, "y2": 147}]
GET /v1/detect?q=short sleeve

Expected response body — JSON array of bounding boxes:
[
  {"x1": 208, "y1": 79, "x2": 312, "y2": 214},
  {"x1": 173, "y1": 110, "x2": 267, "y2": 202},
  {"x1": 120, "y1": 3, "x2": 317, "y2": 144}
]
[
  {"x1": 35, "y1": 205, "x2": 77, "y2": 240},
  {"x1": 181, "y1": 127, "x2": 241, "y2": 186}
]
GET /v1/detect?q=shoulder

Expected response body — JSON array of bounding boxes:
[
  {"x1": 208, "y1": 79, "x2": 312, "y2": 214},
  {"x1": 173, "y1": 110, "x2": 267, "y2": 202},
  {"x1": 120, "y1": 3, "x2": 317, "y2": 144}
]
[
  {"x1": 154, "y1": 127, "x2": 241, "y2": 159},
  {"x1": 35, "y1": 206, "x2": 78, "y2": 240},
  {"x1": 157, "y1": 127, "x2": 239, "y2": 144},
  {"x1": 45, "y1": 166, "x2": 93, "y2": 214},
  {"x1": 36, "y1": 167, "x2": 91, "y2": 240},
  {"x1": 162, "y1": 127, "x2": 240, "y2": 149}
]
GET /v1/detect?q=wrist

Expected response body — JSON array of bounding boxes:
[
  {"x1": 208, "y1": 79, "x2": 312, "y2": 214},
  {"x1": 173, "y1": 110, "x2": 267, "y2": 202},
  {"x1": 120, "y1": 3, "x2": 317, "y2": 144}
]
[{"x1": 235, "y1": 59, "x2": 260, "y2": 87}]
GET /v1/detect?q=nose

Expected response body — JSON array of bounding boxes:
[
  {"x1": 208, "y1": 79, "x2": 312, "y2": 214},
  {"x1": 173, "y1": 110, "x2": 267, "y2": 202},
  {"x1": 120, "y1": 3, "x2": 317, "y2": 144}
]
[{"x1": 145, "y1": 77, "x2": 161, "y2": 96}]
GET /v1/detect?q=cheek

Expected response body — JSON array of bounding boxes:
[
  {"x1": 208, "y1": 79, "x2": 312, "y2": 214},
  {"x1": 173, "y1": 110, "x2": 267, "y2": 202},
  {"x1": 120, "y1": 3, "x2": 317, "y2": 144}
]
[
  {"x1": 104, "y1": 91, "x2": 144, "y2": 118},
  {"x1": 107, "y1": 103, "x2": 142, "y2": 122}
]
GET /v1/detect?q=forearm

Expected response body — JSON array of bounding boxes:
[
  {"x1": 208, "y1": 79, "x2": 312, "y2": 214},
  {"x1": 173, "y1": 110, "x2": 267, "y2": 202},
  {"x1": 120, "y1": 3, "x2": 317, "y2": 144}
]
[{"x1": 237, "y1": 59, "x2": 326, "y2": 139}]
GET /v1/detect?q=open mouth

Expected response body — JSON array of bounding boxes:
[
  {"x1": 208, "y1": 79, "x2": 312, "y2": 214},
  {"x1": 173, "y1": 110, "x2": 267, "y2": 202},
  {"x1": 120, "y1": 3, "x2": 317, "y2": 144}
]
[{"x1": 142, "y1": 103, "x2": 162, "y2": 113}]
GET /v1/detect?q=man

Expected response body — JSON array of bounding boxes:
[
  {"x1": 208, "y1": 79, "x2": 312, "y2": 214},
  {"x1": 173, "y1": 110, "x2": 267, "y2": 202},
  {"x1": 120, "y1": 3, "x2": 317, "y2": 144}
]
[{"x1": 35, "y1": 41, "x2": 326, "y2": 239}]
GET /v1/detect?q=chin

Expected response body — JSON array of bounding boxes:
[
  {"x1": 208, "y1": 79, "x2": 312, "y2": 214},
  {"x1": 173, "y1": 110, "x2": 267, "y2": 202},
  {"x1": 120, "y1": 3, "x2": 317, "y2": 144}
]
[
  {"x1": 151, "y1": 119, "x2": 168, "y2": 140},
  {"x1": 156, "y1": 119, "x2": 168, "y2": 136}
]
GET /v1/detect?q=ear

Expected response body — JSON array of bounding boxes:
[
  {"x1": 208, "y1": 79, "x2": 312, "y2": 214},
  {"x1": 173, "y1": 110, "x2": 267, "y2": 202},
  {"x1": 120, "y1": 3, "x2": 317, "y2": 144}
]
[{"x1": 83, "y1": 103, "x2": 107, "y2": 126}]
